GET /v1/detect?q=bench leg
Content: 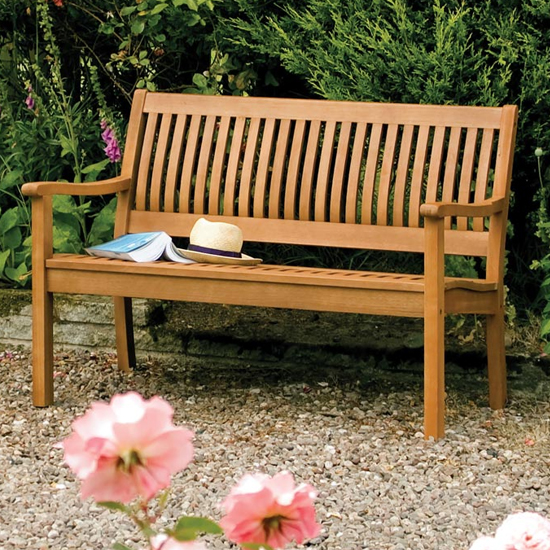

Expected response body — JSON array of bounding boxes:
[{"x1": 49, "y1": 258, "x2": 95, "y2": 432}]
[
  {"x1": 423, "y1": 216, "x2": 445, "y2": 440},
  {"x1": 486, "y1": 310, "x2": 507, "y2": 409},
  {"x1": 32, "y1": 289, "x2": 54, "y2": 406},
  {"x1": 424, "y1": 308, "x2": 445, "y2": 440},
  {"x1": 114, "y1": 296, "x2": 136, "y2": 372}
]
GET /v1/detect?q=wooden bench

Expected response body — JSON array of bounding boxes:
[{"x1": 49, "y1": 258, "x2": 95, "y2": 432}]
[{"x1": 22, "y1": 91, "x2": 518, "y2": 439}]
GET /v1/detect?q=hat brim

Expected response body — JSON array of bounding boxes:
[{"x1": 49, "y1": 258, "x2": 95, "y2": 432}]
[{"x1": 181, "y1": 249, "x2": 262, "y2": 266}]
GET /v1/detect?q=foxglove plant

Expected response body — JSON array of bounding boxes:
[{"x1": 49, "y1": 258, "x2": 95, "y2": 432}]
[
  {"x1": 58, "y1": 392, "x2": 321, "y2": 550},
  {"x1": 101, "y1": 120, "x2": 122, "y2": 163}
]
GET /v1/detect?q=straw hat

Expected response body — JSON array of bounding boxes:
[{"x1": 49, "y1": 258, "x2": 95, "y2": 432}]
[{"x1": 182, "y1": 218, "x2": 262, "y2": 265}]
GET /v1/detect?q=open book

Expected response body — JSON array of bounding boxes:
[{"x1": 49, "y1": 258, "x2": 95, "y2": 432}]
[{"x1": 85, "y1": 232, "x2": 196, "y2": 264}]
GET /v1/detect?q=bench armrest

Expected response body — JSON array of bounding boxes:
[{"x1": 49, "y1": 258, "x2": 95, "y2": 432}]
[
  {"x1": 420, "y1": 197, "x2": 506, "y2": 219},
  {"x1": 21, "y1": 176, "x2": 131, "y2": 197}
]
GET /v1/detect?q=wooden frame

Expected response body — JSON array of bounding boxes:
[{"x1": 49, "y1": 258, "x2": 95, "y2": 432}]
[{"x1": 22, "y1": 91, "x2": 518, "y2": 440}]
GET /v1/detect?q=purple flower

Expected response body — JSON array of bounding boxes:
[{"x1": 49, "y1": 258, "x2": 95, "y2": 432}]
[
  {"x1": 100, "y1": 120, "x2": 121, "y2": 163},
  {"x1": 25, "y1": 85, "x2": 35, "y2": 110}
]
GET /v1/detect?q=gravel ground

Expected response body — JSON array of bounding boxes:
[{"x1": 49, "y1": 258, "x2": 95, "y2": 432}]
[{"x1": 0, "y1": 346, "x2": 549, "y2": 550}]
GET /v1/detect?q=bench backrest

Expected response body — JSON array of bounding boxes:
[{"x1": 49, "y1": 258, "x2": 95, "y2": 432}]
[{"x1": 115, "y1": 91, "x2": 517, "y2": 262}]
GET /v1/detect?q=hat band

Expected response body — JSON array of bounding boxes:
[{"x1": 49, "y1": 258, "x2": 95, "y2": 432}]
[{"x1": 188, "y1": 244, "x2": 242, "y2": 258}]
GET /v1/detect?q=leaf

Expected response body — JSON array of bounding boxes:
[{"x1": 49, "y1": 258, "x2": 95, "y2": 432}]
[
  {"x1": 0, "y1": 249, "x2": 11, "y2": 277},
  {"x1": 113, "y1": 543, "x2": 135, "y2": 550},
  {"x1": 172, "y1": 516, "x2": 223, "y2": 541},
  {"x1": 150, "y1": 3, "x2": 168, "y2": 15},
  {"x1": 82, "y1": 158, "x2": 111, "y2": 176},
  {"x1": 87, "y1": 198, "x2": 117, "y2": 247},
  {"x1": 540, "y1": 318, "x2": 550, "y2": 338},
  {"x1": 99, "y1": 501, "x2": 132, "y2": 513},
  {"x1": 192, "y1": 73, "x2": 208, "y2": 88},
  {"x1": 5, "y1": 262, "x2": 30, "y2": 286},
  {"x1": 240, "y1": 544, "x2": 275, "y2": 550},
  {"x1": 0, "y1": 207, "x2": 20, "y2": 234},
  {"x1": 1, "y1": 227, "x2": 22, "y2": 250},
  {"x1": 0, "y1": 169, "x2": 23, "y2": 191},
  {"x1": 131, "y1": 19, "x2": 146, "y2": 35},
  {"x1": 120, "y1": 5, "x2": 137, "y2": 16},
  {"x1": 173, "y1": 0, "x2": 198, "y2": 9}
]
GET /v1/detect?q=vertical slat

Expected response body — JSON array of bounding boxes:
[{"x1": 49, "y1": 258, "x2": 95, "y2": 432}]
[
  {"x1": 149, "y1": 114, "x2": 172, "y2": 211},
  {"x1": 456, "y1": 128, "x2": 478, "y2": 230},
  {"x1": 441, "y1": 126, "x2": 462, "y2": 229},
  {"x1": 392, "y1": 124, "x2": 414, "y2": 227},
  {"x1": 284, "y1": 119, "x2": 306, "y2": 219},
  {"x1": 473, "y1": 128, "x2": 495, "y2": 231},
  {"x1": 424, "y1": 215, "x2": 446, "y2": 440},
  {"x1": 345, "y1": 122, "x2": 367, "y2": 223},
  {"x1": 223, "y1": 117, "x2": 246, "y2": 216},
  {"x1": 377, "y1": 124, "x2": 399, "y2": 226},
  {"x1": 178, "y1": 115, "x2": 202, "y2": 214},
  {"x1": 269, "y1": 119, "x2": 292, "y2": 219},
  {"x1": 361, "y1": 123, "x2": 383, "y2": 225},
  {"x1": 425, "y1": 126, "x2": 446, "y2": 205},
  {"x1": 164, "y1": 114, "x2": 187, "y2": 213},
  {"x1": 238, "y1": 118, "x2": 261, "y2": 217},
  {"x1": 209, "y1": 116, "x2": 233, "y2": 215},
  {"x1": 408, "y1": 125, "x2": 431, "y2": 228},
  {"x1": 135, "y1": 112, "x2": 158, "y2": 211},
  {"x1": 314, "y1": 121, "x2": 337, "y2": 222},
  {"x1": 299, "y1": 120, "x2": 321, "y2": 220},
  {"x1": 115, "y1": 89, "x2": 148, "y2": 236},
  {"x1": 330, "y1": 121, "x2": 352, "y2": 222},
  {"x1": 193, "y1": 115, "x2": 217, "y2": 214},
  {"x1": 31, "y1": 196, "x2": 54, "y2": 406},
  {"x1": 253, "y1": 119, "x2": 276, "y2": 218}
]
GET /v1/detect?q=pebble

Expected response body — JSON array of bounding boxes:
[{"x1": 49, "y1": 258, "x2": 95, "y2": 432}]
[{"x1": 0, "y1": 347, "x2": 549, "y2": 549}]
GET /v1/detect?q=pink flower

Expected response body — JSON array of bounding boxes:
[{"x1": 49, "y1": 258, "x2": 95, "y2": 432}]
[
  {"x1": 151, "y1": 534, "x2": 207, "y2": 550},
  {"x1": 495, "y1": 512, "x2": 550, "y2": 550},
  {"x1": 100, "y1": 119, "x2": 122, "y2": 162},
  {"x1": 25, "y1": 85, "x2": 35, "y2": 110},
  {"x1": 59, "y1": 392, "x2": 194, "y2": 503},
  {"x1": 219, "y1": 471, "x2": 320, "y2": 549}
]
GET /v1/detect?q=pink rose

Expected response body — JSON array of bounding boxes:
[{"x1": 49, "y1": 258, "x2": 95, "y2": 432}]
[
  {"x1": 59, "y1": 392, "x2": 194, "y2": 503},
  {"x1": 219, "y1": 471, "x2": 320, "y2": 549},
  {"x1": 495, "y1": 512, "x2": 550, "y2": 550},
  {"x1": 151, "y1": 534, "x2": 207, "y2": 550}
]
